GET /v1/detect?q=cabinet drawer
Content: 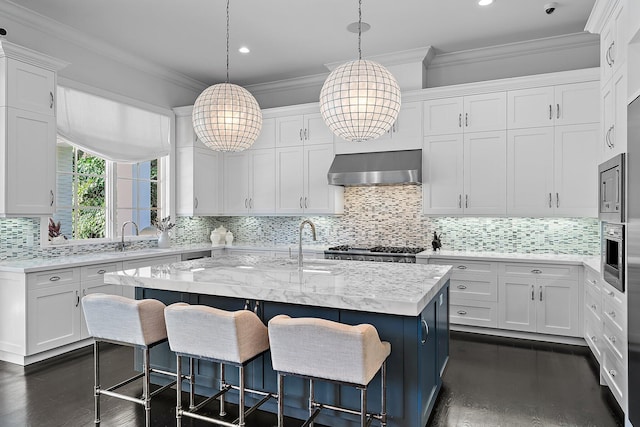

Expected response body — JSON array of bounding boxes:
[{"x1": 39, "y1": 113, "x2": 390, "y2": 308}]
[
  {"x1": 450, "y1": 301, "x2": 497, "y2": 328},
  {"x1": 602, "y1": 320, "x2": 626, "y2": 363},
  {"x1": 27, "y1": 268, "x2": 78, "y2": 288},
  {"x1": 81, "y1": 263, "x2": 121, "y2": 281},
  {"x1": 500, "y1": 263, "x2": 579, "y2": 279},
  {"x1": 584, "y1": 267, "x2": 603, "y2": 294},
  {"x1": 602, "y1": 296, "x2": 625, "y2": 333},
  {"x1": 602, "y1": 347, "x2": 626, "y2": 407},
  {"x1": 601, "y1": 284, "x2": 624, "y2": 320},
  {"x1": 584, "y1": 284, "x2": 602, "y2": 321},
  {"x1": 584, "y1": 315, "x2": 603, "y2": 363},
  {"x1": 450, "y1": 277, "x2": 497, "y2": 302},
  {"x1": 431, "y1": 259, "x2": 498, "y2": 276}
]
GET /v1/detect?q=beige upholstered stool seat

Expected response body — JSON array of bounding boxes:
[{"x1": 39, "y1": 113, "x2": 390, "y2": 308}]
[
  {"x1": 164, "y1": 303, "x2": 275, "y2": 427},
  {"x1": 268, "y1": 315, "x2": 391, "y2": 427},
  {"x1": 82, "y1": 293, "x2": 179, "y2": 427}
]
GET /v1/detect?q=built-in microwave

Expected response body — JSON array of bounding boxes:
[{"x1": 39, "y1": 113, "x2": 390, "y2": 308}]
[
  {"x1": 602, "y1": 222, "x2": 625, "y2": 293},
  {"x1": 598, "y1": 153, "x2": 625, "y2": 223}
]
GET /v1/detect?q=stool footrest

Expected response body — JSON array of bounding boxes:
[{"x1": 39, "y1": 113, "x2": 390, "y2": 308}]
[
  {"x1": 301, "y1": 407, "x2": 322, "y2": 427},
  {"x1": 232, "y1": 392, "x2": 277, "y2": 422},
  {"x1": 190, "y1": 384, "x2": 231, "y2": 413},
  {"x1": 148, "y1": 379, "x2": 177, "y2": 399},
  {"x1": 311, "y1": 402, "x2": 378, "y2": 425},
  {"x1": 100, "y1": 388, "x2": 144, "y2": 405}
]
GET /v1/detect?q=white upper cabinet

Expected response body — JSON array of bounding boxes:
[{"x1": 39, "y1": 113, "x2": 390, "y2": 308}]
[
  {"x1": 601, "y1": 68, "x2": 627, "y2": 160},
  {"x1": 174, "y1": 108, "x2": 223, "y2": 216},
  {"x1": 599, "y1": 1, "x2": 626, "y2": 85},
  {"x1": 423, "y1": 93, "x2": 506, "y2": 136},
  {"x1": 251, "y1": 117, "x2": 276, "y2": 150},
  {"x1": 334, "y1": 101, "x2": 423, "y2": 154},
  {"x1": 223, "y1": 148, "x2": 276, "y2": 215},
  {"x1": 276, "y1": 110, "x2": 333, "y2": 147},
  {"x1": 424, "y1": 130, "x2": 506, "y2": 215},
  {"x1": 507, "y1": 82, "x2": 599, "y2": 129},
  {"x1": 0, "y1": 41, "x2": 66, "y2": 216}
]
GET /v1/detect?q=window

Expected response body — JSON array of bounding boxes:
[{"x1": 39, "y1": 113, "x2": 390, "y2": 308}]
[{"x1": 54, "y1": 141, "x2": 165, "y2": 241}]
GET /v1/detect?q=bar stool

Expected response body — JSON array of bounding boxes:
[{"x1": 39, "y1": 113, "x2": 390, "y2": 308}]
[
  {"x1": 164, "y1": 303, "x2": 275, "y2": 427},
  {"x1": 82, "y1": 293, "x2": 180, "y2": 427},
  {"x1": 268, "y1": 315, "x2": 391, "y2": 427}
]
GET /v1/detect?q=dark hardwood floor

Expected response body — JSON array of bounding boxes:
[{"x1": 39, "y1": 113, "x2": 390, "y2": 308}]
[{"x1": 0, "y1": 331, "x2": 623, "y2": 427}]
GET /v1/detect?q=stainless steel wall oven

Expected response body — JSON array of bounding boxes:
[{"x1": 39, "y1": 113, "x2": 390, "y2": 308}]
[{"x1": 602, "y1": 222, "x2": 625, "y2": 292}]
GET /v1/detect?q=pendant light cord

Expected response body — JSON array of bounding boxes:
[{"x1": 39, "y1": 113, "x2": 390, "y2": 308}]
[
  {"x1": 226, "y1": 0, "x2": 230, "y2": 83},
  {"x1": 358, "y1": 0, "x2": 362, "y2": 60}
]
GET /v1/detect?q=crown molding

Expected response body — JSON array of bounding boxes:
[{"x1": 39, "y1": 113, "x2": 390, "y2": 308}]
[
  {"x1": 324, "y1": 46, "x2": 434, "y2": 71},
  {"x1": 584, "y1": 0, "x2": 619, "y2": 34},
  {"x1": 0, "y1": 0, "x2": 207, "y2": 93},
  {"x1": 0, "y1": 38, "x2": 69, "y2": 70},
  {"x1": 244, "y1": 73, "x2": 328, "y2": 96},
  {"x1": 428, "y1": 32, "x2": 599, "y2": 70}
]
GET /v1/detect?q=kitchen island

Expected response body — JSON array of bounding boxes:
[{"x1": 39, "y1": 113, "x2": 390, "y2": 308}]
[{"x1": 105, "y1": 255, "x2": 452, "y2": 427}]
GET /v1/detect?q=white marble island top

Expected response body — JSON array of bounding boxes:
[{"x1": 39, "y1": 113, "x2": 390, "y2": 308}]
[{"x1": 104, "y1": 254, "x2": 452, "y2": 317}]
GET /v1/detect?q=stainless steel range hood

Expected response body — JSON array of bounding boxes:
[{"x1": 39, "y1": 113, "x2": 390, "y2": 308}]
[{"x1": 327, "y1": 149, "x2": 422, "y2": 186}]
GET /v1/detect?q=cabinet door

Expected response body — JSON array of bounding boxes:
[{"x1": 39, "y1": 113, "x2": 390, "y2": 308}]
[
  {"x1": 275, "y1": 146, "x2": 304, "y2": 214},
  {"x1": 554, "y1": 82, "x2": 599, "y2": 126},
  {"x1": 423, "y1": 134, "x2": 464, "y2": 215},
  {"x1": 463, "y1": 92, "x2": 506, "y2": 132},
  {"x1": 463, "y1": 131, "x2": 507, "y2": 215},
  {"x1": 27, "y1": 283, "x2": 81, "y2": 354},
  {"x1": 536, "y1": 279, "x2": 580, "y2": 337},
  {"x1": 423, "y1": 97, "x2": 463, "y2": 136},
  {"x1": 7, "y1": 59, "x2": 56, "y2": 116},
  {"x1": 303, "y1": 143, "x2": 337, "y2": 214},
  {"x1": 498, "y1": 277, "x2": 537, "y2": 333},
  {"x1": 391, "y1": 101, "x2": 422, "y2": 142},
  {"x1": 554, "y1": 124, "x2": 598, "y2": 217},
  {"x1": 5, "y1": 108, "x2": 56, "y2": 215},
  {"x1": 436, "y1": 287, "x2": 449, "y2": 378},
  {"x1": 251, "y1": 117, "x2": 276, "y2": 150},
  {"x1": 419, "y1": 300, "x2": 438, "y2": 427},
  {"x1": 223, "y1": 152, "x2": 250, "y2": 215},
  {"x1": 600, "y1": 16, "x2": 615, "y2": 84},
  {"x1": 249, "y1": 148, "x2": 276, "y2": 214},
  {"x1": 276, "y1": 115, "x2": 304, "y2": 147},
  {"x1": 194, "y1": 148, "x2": 222, "y2": 215},
  {"x1": 506, "y1": 127, "x2": 554, "y2": 215},
  {"x1": 507, "y1": 87, "x2": 555, "y2": 129},
  {"x1": 303, "y1": 113, "x2": 333, "y2": 145},
  {"x1": 611, "y1": 68, "x2": 627, "y2": 157}
]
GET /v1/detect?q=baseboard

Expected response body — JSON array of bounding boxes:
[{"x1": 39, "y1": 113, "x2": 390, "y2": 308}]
[{"x1": 450, "y1": 324, "x2": 587, "y2": 347}]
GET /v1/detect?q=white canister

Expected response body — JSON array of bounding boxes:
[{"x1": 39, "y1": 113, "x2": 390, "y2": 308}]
[
  {"x1": 225, "y1": 231, "x2": 234, "y2": 245},
  {"x1": 210, "y1": 231, "x2": 221, "y2": 246}
]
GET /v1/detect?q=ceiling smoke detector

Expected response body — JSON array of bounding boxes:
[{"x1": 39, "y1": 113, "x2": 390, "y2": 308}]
[{"x1": 544, "y1": 2, "x2": 558, "y2": 14}]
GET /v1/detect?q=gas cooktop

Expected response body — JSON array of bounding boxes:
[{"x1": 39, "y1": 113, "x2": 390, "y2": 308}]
[
  {"x1": 324, "y1": 245, "x2": 426, "y2": 263},
  {"x1": 326, "y1": 245, "x2": 426, "y2": 254}
]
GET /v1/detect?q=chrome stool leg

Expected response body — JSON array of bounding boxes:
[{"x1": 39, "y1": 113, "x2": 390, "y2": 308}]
[
  {"x1": 238, "y1": 365, "x2": 245, "y2": 427},
  {"x1": 93, "y1": 340, "x2": 101, "y2": 425},
  {"x1": 360, "y1": 386, "x2": 367, "y2": 427},
  {"x1": 189, "y1": 357, "x2": 195, "y2": 410},
  {"x1": 219, "y1": 363, "x2": 227, "y2": 417},
  {"x1": 309, "y1": 379, "x2": 315, "y2": 427},
  {"x1": 176, "y1": 354, "x2": 182, "y2": 427},
  {"x1": 277, "y1": 373, "x2": 284, "y2": 427},
  {"x1": 143, "y1": 347, "x2": 151, "y2": 427},
  {"x1": 381, "y1": 361, "x2": 387, "y2": 427}
]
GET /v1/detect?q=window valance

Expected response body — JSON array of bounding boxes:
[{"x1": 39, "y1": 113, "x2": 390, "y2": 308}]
[{"x1": 56, "y1": 86, "x2": 170, "y2": 163}]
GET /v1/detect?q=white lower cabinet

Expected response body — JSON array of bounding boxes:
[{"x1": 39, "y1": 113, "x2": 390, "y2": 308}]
[
  {"x1": 583, "y1": 267, "x2": 604, "y2": 363},
  {"x1": 79, "y1": 263, "x2": 122, "y2": 339},
  {"x1": 498, "y1": 263, "x2": 581, "y2": 337},
  {"x1": 600, "y1": 281, "x2": 627, "y2": 409}
]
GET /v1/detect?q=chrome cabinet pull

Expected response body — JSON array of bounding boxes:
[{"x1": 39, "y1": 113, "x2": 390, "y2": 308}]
[
  {"x1": 605, "y1": 44, "x2": 612, "y2": 67},
  {"x1": 465, "y1": 113, "x2": 468, "y2": 127},
  {"x1": 549, "y1": 105, "x2": 552, "y2": 120},
  {"x1": 299, "y1": 197, "x2": 303, "y2": 208},
  {"x1": 421, "y1": 319, "x2": 429, "y2": 344},
  {"x1": 607, "y1": 290, "x2": 614, "y2": 297},
  {"x1": 459, "y1": 113, "x2": 462, "y2": 128},
  {"x1": 458, "y1": 194, "x2": 462, "y2": 209},
  {"x1": 456, "y1": 265, "x2": 467, "y2": 270},
  {"x1": 531, "y1": 269, "x2": 542, "y2": 274},
  {"x1": 539, "y1": 285, "x2": 543, "y2": 301},
  {"x1": 592, "y1": 336, "x2": 598, "y2": 342},
  {"x1": 304, "y1": 197, "x2": 308, "y2": 209},
  {"x1": 50, "y1": 190, "x2": 54, "y2": 206},
  {"x1": 299, "y1": 129, "x2": 303, "y2": 141},
  {"x1": 549, "y1": 193, "x2": 552, "y2": 208},
  {"x1": 556, "y1": 192, "x2": 559, "y2": 208},
  {"x1": 609, "y1": 41, "x2": 615, "y2": 65},
  {"x1": 457, "y1": 284, "x2": 467, "y2": 290},
  {"x1": 249, "y1": 198, "x2": 253, "y2": 209},
  {"x1": 556, "y1": 103, "x2": 560, "y2": 119},
  {"x1": 591, "y1": 304, "x2": 597, "y2": 310},
  {"x1": 244, "y1": 198, "x2": 248, "y2": 208},
  {"x1": 96, "y1": 269, "x2": 106, "y2": 275},
  {"x1": 531, "y1": 285, "x2": 534, "y2": 301},
  {"x1": 465, "y1": 194, "x2": 468, "y2": 208},
  {"x1": 50, "y1": 91, "x2": 54, "y2": 109},
  {"x1": 49, "y1": 276, "x2": 61, "y2": 281},
  {"x1": 75, "y1": 290, "x2": 80, "y2": 307},
  {"x1": 304, "y1": 129, "x2": 308, "y2": 140},
  {"x1": 194, "y1": 197, "x2": 199, "y2": 209},
  {"x1": 457, "y1": 310, "x2": 467, "y2": 315}
]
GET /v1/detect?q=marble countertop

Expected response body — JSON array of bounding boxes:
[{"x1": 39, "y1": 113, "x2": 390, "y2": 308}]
[
  {"x1": 104, "y1": 254, "x2": 452, "y2": 317},
  {"x1": 0, "y1": 244, "x2": 220, "y2": 273},
  {"x1": 417, "y1": 250, "x2": 601, "y2": 274}
]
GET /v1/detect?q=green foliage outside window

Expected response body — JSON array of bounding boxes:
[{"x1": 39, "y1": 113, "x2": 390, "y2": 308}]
[{"x1": 75, "y1": 151, "x2": 106, "y2": 239}]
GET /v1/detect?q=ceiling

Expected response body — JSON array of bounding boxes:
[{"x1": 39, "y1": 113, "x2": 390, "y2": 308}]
[{"x1": 7, "y1": 0, "x2": 596, "y2": 87}]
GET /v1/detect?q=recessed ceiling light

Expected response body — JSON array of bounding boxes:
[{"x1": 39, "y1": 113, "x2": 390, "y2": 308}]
[
  {"x1": 238, "y1": 46, "x2": 250, "y2": 54},
  {"x1": 478, "y1": 0, "x2": 494, "y2": 5}
]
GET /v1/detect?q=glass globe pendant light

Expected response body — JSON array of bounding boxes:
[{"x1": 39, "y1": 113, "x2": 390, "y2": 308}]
[
  {"x1": 192, "y1": 0, "x2": 262, "y2": 152},
  {"x1": 319, "y1": 0, "x2": 401, "y2": 142}
]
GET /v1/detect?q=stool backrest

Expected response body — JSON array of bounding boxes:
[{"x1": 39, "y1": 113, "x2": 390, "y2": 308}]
[
  {"x1": 82, "y1": 293, "x2": 167, "y2": 346},
  {"x1": 268, "y1": 315, "x2": 391, "y2": 386},
  {"x1": 164, "y1": 303, "x2": 269, "y2": 364}
]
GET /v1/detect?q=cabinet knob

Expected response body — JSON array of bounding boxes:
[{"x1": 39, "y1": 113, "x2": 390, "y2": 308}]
[
  {"x1": 607, "y1": 290, "x2": 614, "y2": 297},
  {"x1": 97, "y1": 269, "x2": 106, "y2": 275},
  {"x1": 609, "y1": 336, "x2": 616, "y2": 344},
  {"x1": 591, "y1": 304, "x2": 597, "y2": 310},
  {"x1": 591, "y1": 336, "x2": 597, "y2": 342}
]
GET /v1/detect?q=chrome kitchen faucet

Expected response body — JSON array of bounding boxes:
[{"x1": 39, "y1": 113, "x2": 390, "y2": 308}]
[
  {"x1": 118, "y1": 221, "x2": 139, "y2": 251},
  {"x1": 298, "y1": 220, "x2": 317, "y2": 268}
]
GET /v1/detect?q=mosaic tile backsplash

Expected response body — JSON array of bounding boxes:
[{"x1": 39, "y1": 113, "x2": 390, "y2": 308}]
[{"x1": 0, "y1": 186, "x2": 600, "y2": 260}]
